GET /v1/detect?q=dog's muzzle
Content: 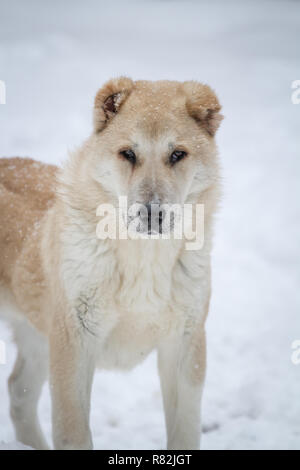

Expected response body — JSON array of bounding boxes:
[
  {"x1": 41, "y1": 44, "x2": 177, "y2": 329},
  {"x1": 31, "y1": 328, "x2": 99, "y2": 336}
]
[{"x1": 127, "y1": 202, "x2": 174, "y2": 235}]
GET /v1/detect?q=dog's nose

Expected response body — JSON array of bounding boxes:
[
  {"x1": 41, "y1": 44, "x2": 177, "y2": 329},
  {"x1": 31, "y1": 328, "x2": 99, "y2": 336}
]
[{"x1": 142, "y1": 203, "x2": 164, "y2": 233}]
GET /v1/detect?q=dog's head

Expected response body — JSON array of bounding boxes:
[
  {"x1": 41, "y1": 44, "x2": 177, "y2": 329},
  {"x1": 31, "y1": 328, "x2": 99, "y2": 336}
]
[{"x1": 88, "y1": 77, "x2": 222, "y2": 235}]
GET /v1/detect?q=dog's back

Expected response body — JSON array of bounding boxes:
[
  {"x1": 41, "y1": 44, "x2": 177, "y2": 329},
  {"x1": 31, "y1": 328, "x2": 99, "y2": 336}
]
[{"x1": 0, "y1": 157, "x2": 57, "y2": 287}]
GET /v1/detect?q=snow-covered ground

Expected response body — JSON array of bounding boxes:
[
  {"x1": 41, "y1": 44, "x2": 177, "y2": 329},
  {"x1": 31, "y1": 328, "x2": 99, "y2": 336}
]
[{"x1": 0, "y1": 0, "x2": 300, "y2": 450}]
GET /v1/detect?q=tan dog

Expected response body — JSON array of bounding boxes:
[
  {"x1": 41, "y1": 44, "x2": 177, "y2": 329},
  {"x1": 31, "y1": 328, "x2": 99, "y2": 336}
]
[{"x1": 0, "y1": 78, "x2": 222, "y2": 450}]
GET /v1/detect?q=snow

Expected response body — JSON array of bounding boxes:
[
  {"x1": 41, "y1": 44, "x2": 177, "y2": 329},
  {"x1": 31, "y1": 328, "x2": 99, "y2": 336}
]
[{"x1": 0, "y1": 0, "x2": 300, "y2": 450}]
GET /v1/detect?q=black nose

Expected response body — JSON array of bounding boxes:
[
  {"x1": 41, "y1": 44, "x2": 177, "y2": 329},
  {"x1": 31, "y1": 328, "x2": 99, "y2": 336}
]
[{"x1": 144, "y1": 203, "x2": 164, "y2": 233}]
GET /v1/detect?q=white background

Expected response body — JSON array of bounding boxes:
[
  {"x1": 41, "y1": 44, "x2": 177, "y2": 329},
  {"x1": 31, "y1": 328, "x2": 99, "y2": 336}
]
[{"x1": 0, "y1": 0, "x2": 300, "y2": 450}]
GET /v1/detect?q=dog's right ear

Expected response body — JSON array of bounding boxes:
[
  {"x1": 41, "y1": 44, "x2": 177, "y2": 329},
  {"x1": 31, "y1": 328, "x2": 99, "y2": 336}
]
[{"x1": 93, "y1": 77, "x2": 134, "y2": 132}]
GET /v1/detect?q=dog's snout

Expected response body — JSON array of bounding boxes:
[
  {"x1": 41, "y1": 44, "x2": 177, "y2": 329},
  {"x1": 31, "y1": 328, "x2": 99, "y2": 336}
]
[
  {"x1": 145, "y1": 203, "x2": 163, "y2": 221},
  {"x1": 139, "y1": 202, "x2": 165, "y2": 234}
]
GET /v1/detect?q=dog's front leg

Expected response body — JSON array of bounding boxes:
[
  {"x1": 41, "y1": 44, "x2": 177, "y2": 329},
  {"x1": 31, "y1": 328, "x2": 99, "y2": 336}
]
[
  {"x1": 158, "y1": 322, "x2": 206, "y2": 450},
  {"x1": 49, "y1": 316, "x2": 97, "y2": 450}
]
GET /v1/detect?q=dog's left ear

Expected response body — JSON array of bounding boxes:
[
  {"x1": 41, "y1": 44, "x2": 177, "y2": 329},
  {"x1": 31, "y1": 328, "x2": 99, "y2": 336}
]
[
  {"x1": 183, "y1": 81, "x2": 223, "y2": 136},
  {"x1": 94, "y1": 76, "x2": 134, "y2": 132}
]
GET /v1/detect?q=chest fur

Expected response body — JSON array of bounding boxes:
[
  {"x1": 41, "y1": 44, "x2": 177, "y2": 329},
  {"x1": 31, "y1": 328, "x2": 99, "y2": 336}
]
[
  {"x1": 60, "y1": 226, "x2": 208, "y2": 368},
  {"x1": 62, "y1": 231, "x2": 180, "y2": 320}
]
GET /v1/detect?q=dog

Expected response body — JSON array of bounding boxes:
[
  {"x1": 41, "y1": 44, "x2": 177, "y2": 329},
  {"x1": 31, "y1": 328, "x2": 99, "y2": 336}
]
[{"x1": 0, "y1": 77, "x2": 222, "y2": 450}]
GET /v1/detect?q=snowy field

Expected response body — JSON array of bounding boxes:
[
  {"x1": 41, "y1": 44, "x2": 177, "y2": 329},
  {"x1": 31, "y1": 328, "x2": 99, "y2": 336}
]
[{"x1": 0, "y1": 0, "x2": 300, "y2": 450}]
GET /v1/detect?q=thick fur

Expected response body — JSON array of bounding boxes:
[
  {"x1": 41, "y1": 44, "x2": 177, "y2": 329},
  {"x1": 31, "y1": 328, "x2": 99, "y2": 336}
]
[{"x1": 0, "y1": 78, "x2": 222, "y2": 450}]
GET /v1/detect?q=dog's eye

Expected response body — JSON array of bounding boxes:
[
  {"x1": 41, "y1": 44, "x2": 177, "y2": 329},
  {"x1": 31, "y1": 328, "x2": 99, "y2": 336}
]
[
  {"x1": 169, "y1": 150, "x2": 187, "y2": 165},
  {"x1": 120, "y1": 149, "x2": 137, "y2": 165}
]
